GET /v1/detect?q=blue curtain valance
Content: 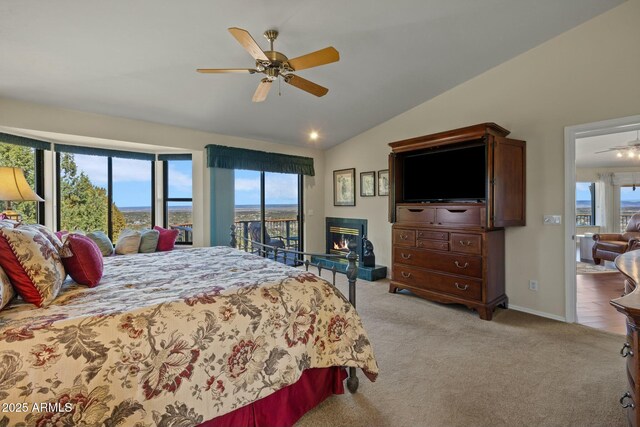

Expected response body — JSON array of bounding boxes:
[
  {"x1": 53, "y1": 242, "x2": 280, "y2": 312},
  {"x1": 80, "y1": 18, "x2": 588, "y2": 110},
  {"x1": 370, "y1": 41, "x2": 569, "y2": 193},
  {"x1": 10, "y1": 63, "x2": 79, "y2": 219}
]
[{"x1": 206, "y1": 144, "x2": 314, "y2": 176}]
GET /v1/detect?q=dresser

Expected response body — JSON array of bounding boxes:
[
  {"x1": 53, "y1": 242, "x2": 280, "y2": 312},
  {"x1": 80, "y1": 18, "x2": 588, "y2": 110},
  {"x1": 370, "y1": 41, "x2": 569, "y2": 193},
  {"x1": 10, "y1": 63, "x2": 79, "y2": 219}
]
[
  {"x1": 388, "y1": 123, "x2": 526, "y2": 320},
  {"x1": 611, "y1": 250, "x2": 640, "y2": 426},
  {"x1": 391, "y1": 204, "x2": 506, "y2": 320}
]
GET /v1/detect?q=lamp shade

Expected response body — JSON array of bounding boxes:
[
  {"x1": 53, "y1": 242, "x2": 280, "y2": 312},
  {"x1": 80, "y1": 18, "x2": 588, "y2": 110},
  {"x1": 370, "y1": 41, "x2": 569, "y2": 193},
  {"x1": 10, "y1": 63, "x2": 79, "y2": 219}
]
[{"x1": 0, "y1": 167, "x2": 44, "y2": 202}]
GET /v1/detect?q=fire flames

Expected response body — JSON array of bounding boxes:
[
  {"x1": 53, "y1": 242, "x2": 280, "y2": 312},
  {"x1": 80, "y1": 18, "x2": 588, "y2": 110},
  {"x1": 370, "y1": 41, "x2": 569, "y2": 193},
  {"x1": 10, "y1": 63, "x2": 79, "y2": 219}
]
[{"x1": 333, "y1": 238, "x2": 349, "y2": 251}]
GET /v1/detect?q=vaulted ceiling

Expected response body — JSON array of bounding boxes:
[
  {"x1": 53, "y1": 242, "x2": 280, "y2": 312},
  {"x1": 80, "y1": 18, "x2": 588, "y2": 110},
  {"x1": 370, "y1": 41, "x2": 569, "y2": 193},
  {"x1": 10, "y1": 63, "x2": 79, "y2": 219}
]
[{"x1": 0, "y1": 0, "x2": 624, "y2": 149}]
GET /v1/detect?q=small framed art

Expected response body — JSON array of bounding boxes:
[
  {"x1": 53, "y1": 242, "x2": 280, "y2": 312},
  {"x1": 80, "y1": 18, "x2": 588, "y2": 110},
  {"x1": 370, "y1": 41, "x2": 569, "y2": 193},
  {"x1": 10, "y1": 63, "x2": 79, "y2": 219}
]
[
  {"x1": 378, "y1": 169, "x2": 389, "y2": 196},
  {"x1": 333, "y1": 168, "x2": 356, "y2": 206},
  {"x1": 360, "y1": 171, "x2": 376, "y2": 197}
]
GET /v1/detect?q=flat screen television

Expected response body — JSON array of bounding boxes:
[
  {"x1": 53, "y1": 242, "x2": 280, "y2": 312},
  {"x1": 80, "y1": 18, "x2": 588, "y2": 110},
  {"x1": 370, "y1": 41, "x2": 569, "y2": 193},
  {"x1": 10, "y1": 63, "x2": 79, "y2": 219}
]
[{"x1": 403, "y1": 144, "x2": 486, "y2": 202}]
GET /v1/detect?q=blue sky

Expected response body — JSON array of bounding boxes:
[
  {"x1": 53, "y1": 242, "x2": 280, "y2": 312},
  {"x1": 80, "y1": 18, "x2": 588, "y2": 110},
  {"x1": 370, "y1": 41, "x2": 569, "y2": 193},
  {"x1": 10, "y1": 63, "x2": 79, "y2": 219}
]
[
  {"x1": 234, "y1": 170, "x2": 298, "y2": 205},
  {"x1": 73, "y1": 156, "x2": 299, "y2": 207},
  {"x1": 577, "y1": 181, "x2": 640, "y2": 202},
  {"x1": 74, "y1": 155, "x2": 192, "y2": 207}
]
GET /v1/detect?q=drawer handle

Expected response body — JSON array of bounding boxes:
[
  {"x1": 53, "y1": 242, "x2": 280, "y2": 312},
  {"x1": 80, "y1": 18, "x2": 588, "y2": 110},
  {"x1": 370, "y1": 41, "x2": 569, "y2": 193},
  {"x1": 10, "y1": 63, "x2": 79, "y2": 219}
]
[
  {"x1": 401, "y1": 253, "x2": 412, "y2": 260},
  {"x1": 400, "y1": 233, "x2": 409, "y2": 240},
  {"x1": 455, "y1": 282, "x2": 469, "y2": 291},
  {"x1": 408, "y1": 209, "x2": 423, "y2": 213},
  {"x1": 401, "y1": 272, "x2": 412, "y2": 279},
  {"x1": 620, "y1": 392, "x2": 635, "y2": 409},
  {"x1": 459, "y1": 240, "x2": 473, "y2": 246},
  {"x1": 454, "y1": 261, "x2": 469, "y2": 269},
  {"x1": 447, "y1": 209, "x2": 467, "y2": 213},
  {"x1": 621, "y1": 342, "x2": 634, "y2": 358}
]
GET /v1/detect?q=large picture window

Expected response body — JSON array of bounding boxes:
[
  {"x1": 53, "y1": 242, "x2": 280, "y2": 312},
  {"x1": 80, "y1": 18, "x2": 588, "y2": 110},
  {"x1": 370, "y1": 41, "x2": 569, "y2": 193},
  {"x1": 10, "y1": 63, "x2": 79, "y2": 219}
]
[
  {"x1": 162, "y1": 157, "x2": 193, "y2": 244},
  {"x1": 56, "y1": 148, "x2": 155, "y2": 240},
  {"x1": 0, "y1": 141, "x2": 45, "y2": 224}
]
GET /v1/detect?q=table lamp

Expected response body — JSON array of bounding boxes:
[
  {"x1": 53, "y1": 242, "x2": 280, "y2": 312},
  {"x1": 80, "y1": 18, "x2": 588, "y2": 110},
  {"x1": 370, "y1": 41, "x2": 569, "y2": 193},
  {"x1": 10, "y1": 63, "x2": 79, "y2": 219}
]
[{"x1": 0, "y1": 166, "x2": 44, "y2": 221}]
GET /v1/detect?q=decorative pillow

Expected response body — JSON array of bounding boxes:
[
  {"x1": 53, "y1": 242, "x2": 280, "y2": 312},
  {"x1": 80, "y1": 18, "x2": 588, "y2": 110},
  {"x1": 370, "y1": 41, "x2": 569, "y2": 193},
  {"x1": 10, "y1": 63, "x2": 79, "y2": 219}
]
[
  {"x1": 0, "y1": 266, "x2": 16, "y2": 310},
  {"x1": 18, "y1": 223, "x2": 63, "y2": 252},
  {"x1": 138, "y1": 229, "x2": 160, "y2": 253},
  {"x1": 154, "y1": 225, "x2": 180, "y2": 251},
  {"x1": 55, "y1": 230, "x2": 69, "y2": 242},
  {"x1": 60, "y1": 234, "x2": 103, "y2": 287},
  {"x1": 115, "y1": 229, "x2": 142, "y2": 255},
  {"x1": 0, "y1": 219, "x2": 18, "y2": 229},
  {"x1": 0, "y1": 226, "x2": 66, "y2": 307},
  {"x1": 86, "y1": 231, "x2": 114, "y2": 256}
]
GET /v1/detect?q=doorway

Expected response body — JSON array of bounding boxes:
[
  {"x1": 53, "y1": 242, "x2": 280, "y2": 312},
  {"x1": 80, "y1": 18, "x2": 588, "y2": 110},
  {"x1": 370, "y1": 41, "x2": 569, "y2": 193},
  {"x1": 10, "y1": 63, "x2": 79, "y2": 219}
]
[
  {"x1": 233, "y1": 170, "x2": 303, "y2": 260},
  {"x1": 565, "y1": 115, "x2": 640, "y2": 333}
]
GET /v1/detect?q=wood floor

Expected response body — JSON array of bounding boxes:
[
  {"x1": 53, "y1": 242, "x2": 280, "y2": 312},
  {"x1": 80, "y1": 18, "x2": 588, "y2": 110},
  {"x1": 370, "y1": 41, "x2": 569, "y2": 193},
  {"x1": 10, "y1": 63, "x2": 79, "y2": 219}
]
[{"x1": 576, "y1": 271, "x2": 627, "y2": 334}]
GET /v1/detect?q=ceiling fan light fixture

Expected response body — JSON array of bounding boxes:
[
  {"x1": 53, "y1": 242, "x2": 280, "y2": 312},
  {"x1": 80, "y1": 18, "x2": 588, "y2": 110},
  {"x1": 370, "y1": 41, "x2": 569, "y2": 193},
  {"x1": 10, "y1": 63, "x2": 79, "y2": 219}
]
[
  {"x1": 628, "y1": 151, "x2": 635, "y2": 158},
  {"x1": 617, "y1": 151, "x2": 624, "y2": 158},
  {"x1": 309, "y1": 131, "x2": 319, "y2": 141}
]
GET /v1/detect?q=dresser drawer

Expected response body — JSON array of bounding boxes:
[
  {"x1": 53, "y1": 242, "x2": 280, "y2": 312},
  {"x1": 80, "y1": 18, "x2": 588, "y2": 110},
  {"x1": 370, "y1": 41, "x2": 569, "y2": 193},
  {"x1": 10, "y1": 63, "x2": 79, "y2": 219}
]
[
  {"x1": 417, "y1": 230, "x2": 449, "y2": 240},
  {"x1": 451, "y1": 233, "x2": 482, "y2": 254},
  {"x1": 625, "y1": 332, "x2": 639, "y2": 389},
  {"x1": 393, "y1": 229, "x2": 416, "y2": 246},
  {"x1": 417, "y1": 240, "x2": 449, "y2": 251},
  {"x1": 397, "y1": 206, "x2": 435, "y2": 224},
  {"x1": 435, "y1": 206, "x2": 482, "y2": 227},
  {"x1": 392, "y1": 264, "x2": 482, "y2": 300},
  {"x1": 393, "y1": 247, "x2": 482, "y2": 278}
]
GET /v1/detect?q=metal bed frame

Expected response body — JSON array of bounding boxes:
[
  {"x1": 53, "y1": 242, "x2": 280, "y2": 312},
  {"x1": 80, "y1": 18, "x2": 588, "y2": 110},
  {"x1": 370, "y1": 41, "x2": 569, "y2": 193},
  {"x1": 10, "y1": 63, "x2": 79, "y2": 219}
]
[{"x1": 229, "y1": 225, "x2": 360, "y2": 393}]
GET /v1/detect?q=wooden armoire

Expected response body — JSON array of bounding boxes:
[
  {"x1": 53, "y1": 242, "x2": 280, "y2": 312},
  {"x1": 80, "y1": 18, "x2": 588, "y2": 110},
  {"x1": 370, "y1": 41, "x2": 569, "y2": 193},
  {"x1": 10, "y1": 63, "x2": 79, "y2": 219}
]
[{"x1": 388, "y1": 123, "x2": 526, "y2": 320}]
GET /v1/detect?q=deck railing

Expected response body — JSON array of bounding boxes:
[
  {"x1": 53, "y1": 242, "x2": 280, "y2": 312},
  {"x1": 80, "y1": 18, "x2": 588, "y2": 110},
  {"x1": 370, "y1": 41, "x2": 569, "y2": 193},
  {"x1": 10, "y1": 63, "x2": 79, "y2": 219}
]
[
  {"x1": 168, "y1": 219, "x2": 299, "y2": 246},
  {"x1": 575, "y1": 214, "x2": 635, "y2": 232},
  {"x1": 233, "y1": 219, "x2": 299, "y2": 251}
]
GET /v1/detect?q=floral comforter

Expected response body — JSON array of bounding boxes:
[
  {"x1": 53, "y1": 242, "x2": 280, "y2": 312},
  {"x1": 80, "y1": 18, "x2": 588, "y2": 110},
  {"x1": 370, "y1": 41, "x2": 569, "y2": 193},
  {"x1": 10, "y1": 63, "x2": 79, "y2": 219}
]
[{"x1": 0, "y1": 247, "x2": 378, "y2": 427}]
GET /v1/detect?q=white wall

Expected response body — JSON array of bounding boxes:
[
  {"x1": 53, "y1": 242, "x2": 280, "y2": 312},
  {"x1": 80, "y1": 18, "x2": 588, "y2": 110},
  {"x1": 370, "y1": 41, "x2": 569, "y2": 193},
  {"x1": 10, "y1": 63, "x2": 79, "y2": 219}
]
[
  {"x1": 0, "y1": 98, "x2": 326, "y2": 252},
  {"x1": 324, "y1": 0, "x2": 640, "y2": 319}
]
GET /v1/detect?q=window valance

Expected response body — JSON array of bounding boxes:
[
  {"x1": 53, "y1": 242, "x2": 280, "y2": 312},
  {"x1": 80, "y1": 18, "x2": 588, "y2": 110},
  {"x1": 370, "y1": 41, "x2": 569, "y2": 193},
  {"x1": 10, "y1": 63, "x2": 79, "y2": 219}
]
[
  {"x1": 158, "y1": 153, "x2": 192, "y2": 161},
  {"x1": 206, "y1": 144, "x2": 315, "y2": 176},
  {"x1": 0, "y1": 133, "x2": 51, "y2": 151},
  {"x1": 55, "y1": 144, "x2": 155, "y2": 161}
]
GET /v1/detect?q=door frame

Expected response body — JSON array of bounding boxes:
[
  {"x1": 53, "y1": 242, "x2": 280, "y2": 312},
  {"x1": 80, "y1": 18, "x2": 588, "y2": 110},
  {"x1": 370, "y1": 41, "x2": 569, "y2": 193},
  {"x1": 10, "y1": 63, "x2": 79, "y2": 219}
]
[{"x1": 564, "y1": 114, "x2": 640, "y2": 323}]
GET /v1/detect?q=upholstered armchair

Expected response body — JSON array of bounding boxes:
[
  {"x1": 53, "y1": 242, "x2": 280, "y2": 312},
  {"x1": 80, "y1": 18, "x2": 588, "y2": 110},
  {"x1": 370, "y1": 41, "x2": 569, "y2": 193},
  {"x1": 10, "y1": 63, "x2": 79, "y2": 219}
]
[{"x1": 592, "y1": 213, "x2": 640, "y2": 265}]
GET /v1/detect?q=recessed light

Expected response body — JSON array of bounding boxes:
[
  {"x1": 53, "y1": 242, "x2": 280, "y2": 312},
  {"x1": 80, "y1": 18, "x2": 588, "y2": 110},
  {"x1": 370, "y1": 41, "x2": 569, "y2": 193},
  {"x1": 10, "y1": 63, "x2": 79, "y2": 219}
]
[{"x1": 309, "y1": 131, "x2": 319, "y2": 141}]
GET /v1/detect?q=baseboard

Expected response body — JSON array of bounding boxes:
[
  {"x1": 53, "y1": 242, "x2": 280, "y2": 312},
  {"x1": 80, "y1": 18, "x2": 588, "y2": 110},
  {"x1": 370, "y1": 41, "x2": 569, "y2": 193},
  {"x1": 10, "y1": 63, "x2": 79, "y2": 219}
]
[{"x1": 508, "y1": 304, "x2": 567, "y2": 322}]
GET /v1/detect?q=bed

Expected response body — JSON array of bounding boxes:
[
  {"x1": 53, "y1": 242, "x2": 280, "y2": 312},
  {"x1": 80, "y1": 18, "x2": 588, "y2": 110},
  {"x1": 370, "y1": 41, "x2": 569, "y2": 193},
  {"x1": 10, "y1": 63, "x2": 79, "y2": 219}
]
[{"x1": 0, "y1": 246, "x2": 378, "y2": 427}]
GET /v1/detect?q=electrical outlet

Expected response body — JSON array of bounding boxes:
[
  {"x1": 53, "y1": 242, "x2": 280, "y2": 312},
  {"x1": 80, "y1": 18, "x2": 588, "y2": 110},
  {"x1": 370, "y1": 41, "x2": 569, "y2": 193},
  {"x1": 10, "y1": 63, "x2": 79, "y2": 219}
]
[
  {"x1": 543, "y1": 215, "x2": 562, "y2": 225},
  {"x1": 529, "y1": 280, "x2": 539, "y2": 291}
]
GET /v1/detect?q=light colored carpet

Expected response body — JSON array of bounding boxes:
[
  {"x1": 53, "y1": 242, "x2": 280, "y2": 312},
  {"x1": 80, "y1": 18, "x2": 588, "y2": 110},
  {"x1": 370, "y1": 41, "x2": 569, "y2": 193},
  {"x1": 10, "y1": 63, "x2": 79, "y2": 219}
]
[{"x1": 296, "y1": 275, "x2": 627, "y2": 427}]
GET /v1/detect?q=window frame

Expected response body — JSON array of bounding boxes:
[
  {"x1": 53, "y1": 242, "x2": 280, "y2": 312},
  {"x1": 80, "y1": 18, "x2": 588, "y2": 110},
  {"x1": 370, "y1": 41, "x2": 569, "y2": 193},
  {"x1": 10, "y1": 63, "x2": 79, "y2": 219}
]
[
  {"x1": 162, "y1": 159, "x2": 193, "y2": 245},
  {"x1": 576, "y1": 181, "x2": 596, "y2": 226},
  {"x1": 55, "y1": 152, "x2": 156, "y2": 240}
]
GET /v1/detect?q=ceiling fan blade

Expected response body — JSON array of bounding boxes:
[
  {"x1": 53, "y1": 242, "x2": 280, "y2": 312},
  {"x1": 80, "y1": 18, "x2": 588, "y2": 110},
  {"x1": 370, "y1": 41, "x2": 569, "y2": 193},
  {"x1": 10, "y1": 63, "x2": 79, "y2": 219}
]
[
  {"x1": 228, "y1": 27, "x2": 269, "y2": 61},
  {"x1": 197, "y1": 68, "x2": 257, "y2": 74},
  {"x1": 284, "y1": 74, "x2": 329, "y2": 97},
  {"x1": 252, "y1": 79, "x2": 272, "y2": 102},
  {"x1": 287, "y1": 47, "x2": 339, "y2": 71}
]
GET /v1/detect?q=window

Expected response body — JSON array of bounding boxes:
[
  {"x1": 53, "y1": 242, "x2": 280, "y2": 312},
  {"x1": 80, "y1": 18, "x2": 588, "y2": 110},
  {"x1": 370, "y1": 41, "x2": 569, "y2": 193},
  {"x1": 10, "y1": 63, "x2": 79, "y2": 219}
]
[
  {"x1": 576, "y1": 182, "x2": 595, "y2": 226},
  {"x1": 56, "y1": 149, "x2": 155, "y2": 240},
  {"x1": 620, "y1": 186, "x2": 639, "y2": 232},
  {"x1": 162, "y1": 157, "x2": 193, "y2": 244},
  {"x1": 0, "y1": 141, "x2": 45, "y2": 224}
]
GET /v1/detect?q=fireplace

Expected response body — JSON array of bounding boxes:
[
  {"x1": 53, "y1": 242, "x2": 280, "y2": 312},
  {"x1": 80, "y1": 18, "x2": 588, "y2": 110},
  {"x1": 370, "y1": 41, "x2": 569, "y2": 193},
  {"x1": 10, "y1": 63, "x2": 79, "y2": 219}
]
[
  {"x1": 312, "y1": 217, "x2": 386, "y2": 281},
  {"x1": 326, "y1": 217, "x2": 367, "y2": 260}
]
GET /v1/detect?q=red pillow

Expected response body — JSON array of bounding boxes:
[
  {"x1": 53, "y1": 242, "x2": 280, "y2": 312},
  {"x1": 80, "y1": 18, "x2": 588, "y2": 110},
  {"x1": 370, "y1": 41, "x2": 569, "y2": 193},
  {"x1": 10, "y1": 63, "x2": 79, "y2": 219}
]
[
  {"x1": 60, "y1": 234, "x2": 104, "y2": 287},
  {"x1": 153, "y1": 226, "x2": 180, "y2": 251}
]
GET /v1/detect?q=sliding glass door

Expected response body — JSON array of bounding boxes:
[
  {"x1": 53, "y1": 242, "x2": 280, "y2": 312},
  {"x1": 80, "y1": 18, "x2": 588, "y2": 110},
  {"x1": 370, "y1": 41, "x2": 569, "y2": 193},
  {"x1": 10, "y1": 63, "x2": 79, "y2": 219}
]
[{"x1": 234, "y1": 170, "x2": 303, "y2": 257}]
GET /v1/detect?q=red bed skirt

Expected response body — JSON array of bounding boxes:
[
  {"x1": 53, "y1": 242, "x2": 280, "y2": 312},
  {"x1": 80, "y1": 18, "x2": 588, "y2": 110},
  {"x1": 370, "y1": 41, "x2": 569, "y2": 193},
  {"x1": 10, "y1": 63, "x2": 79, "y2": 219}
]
[{"x1": 199, "y1": 367, "x2": 347, "y2": 427}]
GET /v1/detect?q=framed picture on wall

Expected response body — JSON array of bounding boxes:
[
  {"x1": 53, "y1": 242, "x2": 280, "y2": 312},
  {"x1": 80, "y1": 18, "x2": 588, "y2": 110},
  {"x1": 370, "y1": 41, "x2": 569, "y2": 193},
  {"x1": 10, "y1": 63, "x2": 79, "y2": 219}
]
[
  {"x1": 378, "y1": 169, "x2": 389, "y2": 196},
  {"x1": 334, "y1": 168, "x2": 356, "y2": 206},
  {"x1": 360, "y1": 171, "x2": 376, "y2": 197}
]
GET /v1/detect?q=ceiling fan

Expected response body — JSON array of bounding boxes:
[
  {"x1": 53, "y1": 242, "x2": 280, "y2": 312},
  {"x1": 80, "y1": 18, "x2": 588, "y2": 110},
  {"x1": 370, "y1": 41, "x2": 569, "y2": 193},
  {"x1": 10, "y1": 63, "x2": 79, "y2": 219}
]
[
  {"x1": 197, "y1": 27, "x2": 339, "y2": 102},
  {"x1": 595, "y1": 130, "x2": 640, "y2": 158}
]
